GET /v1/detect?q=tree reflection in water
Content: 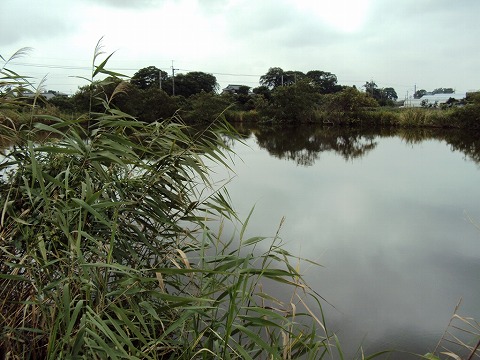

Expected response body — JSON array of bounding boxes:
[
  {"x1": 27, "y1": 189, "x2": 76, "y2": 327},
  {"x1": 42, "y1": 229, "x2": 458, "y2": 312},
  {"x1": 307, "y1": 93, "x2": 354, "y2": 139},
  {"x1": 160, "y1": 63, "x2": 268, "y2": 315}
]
[
  {"x1": 231, "y1": 124, "x2": 480, "y2": 167},
  {"x1": 253, "y1": 125, "x2": 378, "y2": 166}
]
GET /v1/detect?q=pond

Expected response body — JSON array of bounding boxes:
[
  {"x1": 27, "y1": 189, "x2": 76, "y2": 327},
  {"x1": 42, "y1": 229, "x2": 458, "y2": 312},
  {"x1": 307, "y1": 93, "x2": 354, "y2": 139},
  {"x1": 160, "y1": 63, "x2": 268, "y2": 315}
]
[{"x1": 209, "y1": 124, "x2": 480, "y2": 358}]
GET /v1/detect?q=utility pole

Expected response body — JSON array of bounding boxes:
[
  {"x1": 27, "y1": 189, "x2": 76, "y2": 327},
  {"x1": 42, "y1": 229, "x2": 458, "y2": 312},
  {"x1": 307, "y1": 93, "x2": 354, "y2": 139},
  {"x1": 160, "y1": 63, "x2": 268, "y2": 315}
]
[
  {"x1": 171, "y1": 60, "x2": 178, "y2": 96},
  {"x1": 159, "y1": 70, "x2": 162, "y2": 90}
]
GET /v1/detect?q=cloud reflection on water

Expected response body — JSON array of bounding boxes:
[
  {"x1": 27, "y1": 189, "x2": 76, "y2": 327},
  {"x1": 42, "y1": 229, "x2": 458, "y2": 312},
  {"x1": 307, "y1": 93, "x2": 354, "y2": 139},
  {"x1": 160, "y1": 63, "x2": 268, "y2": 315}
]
[{"x1": 211, "y1": 126, "x2": 480, "y2": 357}]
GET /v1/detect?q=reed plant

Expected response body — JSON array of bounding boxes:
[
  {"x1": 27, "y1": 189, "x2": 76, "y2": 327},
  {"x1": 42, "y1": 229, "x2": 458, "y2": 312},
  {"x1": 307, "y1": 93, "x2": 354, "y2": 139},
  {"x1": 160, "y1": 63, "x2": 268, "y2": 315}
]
[{"x1": 0, "y1": 41, "x2": 338, "y2": 359}]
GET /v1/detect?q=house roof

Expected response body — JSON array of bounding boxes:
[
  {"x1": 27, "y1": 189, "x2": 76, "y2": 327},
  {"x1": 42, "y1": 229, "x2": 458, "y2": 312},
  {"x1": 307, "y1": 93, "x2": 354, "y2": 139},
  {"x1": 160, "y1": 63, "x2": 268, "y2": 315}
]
[{"x1": 420, "y1": 93, "x2": 466, "y2": 101}]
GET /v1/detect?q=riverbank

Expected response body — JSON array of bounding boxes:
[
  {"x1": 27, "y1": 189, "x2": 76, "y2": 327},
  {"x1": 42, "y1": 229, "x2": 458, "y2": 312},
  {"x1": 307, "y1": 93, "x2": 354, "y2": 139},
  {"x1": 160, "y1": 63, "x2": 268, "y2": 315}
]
[{"x1": 224, "y1": 104, "x2": 480, "y2": 130}]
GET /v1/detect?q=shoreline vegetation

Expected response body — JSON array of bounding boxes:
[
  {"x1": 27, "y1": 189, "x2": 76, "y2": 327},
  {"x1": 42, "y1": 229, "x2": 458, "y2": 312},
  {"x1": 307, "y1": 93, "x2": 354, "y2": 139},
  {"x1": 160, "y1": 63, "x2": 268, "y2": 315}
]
[
  {"x1": 1, "y1": 44, "x2": 479, "y2": 359},
  {"x1": 2, "y1": 51, "x2": 480, "y2": 132}
]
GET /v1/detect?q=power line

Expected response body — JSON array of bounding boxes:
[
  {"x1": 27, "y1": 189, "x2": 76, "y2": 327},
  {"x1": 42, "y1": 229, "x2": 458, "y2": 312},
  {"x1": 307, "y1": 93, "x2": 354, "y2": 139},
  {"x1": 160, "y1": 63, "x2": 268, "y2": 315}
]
[
  {"x1": 5, "y1": 61, "x2": 417, "y2": 92},
  {"x1": 7, "y1": 61, "x2": 264, "y2": 78}
]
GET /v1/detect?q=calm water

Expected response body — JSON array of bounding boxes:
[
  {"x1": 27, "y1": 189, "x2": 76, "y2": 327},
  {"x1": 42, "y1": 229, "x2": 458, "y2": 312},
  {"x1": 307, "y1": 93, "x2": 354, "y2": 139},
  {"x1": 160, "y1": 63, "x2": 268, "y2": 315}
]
[{"x1": 209, "y1": 125, "x2": 480, "y2": 358}]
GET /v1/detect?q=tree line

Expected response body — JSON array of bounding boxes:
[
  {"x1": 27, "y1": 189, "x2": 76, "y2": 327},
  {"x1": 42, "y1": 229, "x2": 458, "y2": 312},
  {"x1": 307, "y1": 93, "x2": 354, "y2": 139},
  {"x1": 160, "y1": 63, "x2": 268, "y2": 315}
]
[{"x1": 47, "y1": 65, "x2": 465, "y2": 125}]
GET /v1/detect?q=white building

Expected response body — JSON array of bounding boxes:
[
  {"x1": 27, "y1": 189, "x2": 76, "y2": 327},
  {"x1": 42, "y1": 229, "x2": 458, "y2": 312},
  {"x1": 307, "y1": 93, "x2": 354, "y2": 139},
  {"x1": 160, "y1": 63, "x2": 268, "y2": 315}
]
[{"x1": 403, "y1": 93, "x2": 466, "y2": 107}]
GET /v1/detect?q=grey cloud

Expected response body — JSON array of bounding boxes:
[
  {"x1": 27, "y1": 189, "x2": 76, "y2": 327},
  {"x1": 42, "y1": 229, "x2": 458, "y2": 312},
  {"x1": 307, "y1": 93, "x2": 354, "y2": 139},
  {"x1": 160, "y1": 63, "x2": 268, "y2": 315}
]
[
  {"x1": 0, "y1": 0, "x2": 75, "y2": 47},
  {"x1": 224, "y1": 0, "x2": 344, "y2": 53},
  {"x1": 197, "y1": 0, "x2": 229, "y2": 14},
  {"x1": 225, "y1": 0, "x2": 292, "y2": 38},
  {"x1": 83, "y1": 0, "x2": 163, "y2": 8}
]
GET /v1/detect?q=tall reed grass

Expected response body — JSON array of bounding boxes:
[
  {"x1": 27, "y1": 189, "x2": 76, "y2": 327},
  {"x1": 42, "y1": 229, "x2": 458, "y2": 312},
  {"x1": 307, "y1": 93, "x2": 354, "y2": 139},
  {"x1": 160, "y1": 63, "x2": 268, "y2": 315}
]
[{"x1": 0, "y1": 40, "x2": 340, "y2": 359}]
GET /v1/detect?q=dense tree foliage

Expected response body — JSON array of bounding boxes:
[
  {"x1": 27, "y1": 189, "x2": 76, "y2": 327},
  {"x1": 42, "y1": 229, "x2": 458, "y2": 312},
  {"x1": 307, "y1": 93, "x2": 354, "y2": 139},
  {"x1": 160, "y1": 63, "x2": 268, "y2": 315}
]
[
  {"x1": 259, "y1": 67, "x2": 342, "y2": 95},
  {"x1": 414, "y1": 89, "x2": 427, "y2": 99},
  {"x1": 259, "y1": 79, "x2": 321, "y2": 123},
  {"x1": 305, "y1": 70, "x2": 340, "y2": 94},
  {"x1": 363, "y1": 81, "x2": 398, "y2": 106},
  {"x1": 131, "y1": 66, "x2": 168, "y2": 90},
  {"x1": 169, "y1": 71, "x2": 218, "y2": 97},
  {"x1": 415, "y1": 88, "x2": 455, "y2": 99},
  {"x1": 45, "y1": 63, "x2": 478, "y2": 128},
  {"x1": 324, "y1": 86, "x2": 378, "y2": 116},
  {"x1": 131, "y1": 66, "x2": 218, "y2": 98},
  {"x1": 259, "y1": 67, "x2": 290, "y2": 89},
  {"x1": 432, "y1": 87, "x2": 454, "y2": 95},
  {"x1": 252, "y1": 85, "x2": 272, "y2": 100}
]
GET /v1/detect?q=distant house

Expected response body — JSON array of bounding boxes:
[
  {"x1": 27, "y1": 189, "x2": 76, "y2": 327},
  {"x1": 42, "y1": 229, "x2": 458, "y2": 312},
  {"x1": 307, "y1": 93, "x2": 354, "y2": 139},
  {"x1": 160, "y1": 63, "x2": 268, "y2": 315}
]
[
  {"x1": 22, "y1": 90, "x2": 69, "y2": 100},
  {"x1": 222, "y1": 84, "x2": 248, "y2": 95},
  {"x1": 40, "y1": 90, "x2": 69, "y2": 100},
  {"x1": 403, "y1": 93, "x2": 466, "y2": 107}
]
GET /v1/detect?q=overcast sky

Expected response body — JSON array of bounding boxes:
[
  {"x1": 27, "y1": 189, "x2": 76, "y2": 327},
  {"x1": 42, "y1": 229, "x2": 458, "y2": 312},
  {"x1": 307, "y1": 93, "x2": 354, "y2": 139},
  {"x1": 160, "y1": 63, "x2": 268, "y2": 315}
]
[{"x1": 1, "y1": 0, "x2": 479, "y2": 98}]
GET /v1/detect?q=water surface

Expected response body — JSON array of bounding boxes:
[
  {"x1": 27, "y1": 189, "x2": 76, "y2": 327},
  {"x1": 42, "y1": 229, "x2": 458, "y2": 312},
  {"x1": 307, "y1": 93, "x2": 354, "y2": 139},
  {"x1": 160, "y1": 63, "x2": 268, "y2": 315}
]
[{"x1": 210, "y1": 125, "x2": 480, "y2": 358}]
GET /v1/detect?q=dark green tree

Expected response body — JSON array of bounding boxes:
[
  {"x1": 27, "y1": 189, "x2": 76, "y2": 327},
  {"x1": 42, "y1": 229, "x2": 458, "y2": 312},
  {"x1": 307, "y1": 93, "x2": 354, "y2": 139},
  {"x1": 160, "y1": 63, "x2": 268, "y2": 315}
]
[
  {"x1": 235, "y1": 85, "x2": 255, "y2": 110},
  {"x1": 182, "y1": 91, "x2": 231, "y2": 123},
  {"x1": 166, "y1": 71, "x2": 218, "y2": 97},
  {"x1": 70, "y1": 80, "x2": 105, "y2": 113},
  {"x1": 414, "y1": 89, "x2": 427, "y2": 99},
  {"x1": 260, "y1": 68, "x2": 308, "y2": 89},
  {"x1": 260, "y1": 67, "x2": 287, "y2": 89},
  {"x1": 131, "y1": 66, "x2": 168, "y2": 90},
  {"x1": 324, "y1": 86, "x2": 378, "y2": 116},
  {"x1": 363, "y1": 81, "x2": 397, "y2": 106},
  {"x1": 236, "y1": 85, "x2": 250, "y2": 95},
  {"x1": 382, "y1": 87, "x2": 398, "y2": 101},
  {"x1": 138, "y1": 87, "x2": 180, "y2": 122},
  {"x1": 252, "y1": 85, "x2": 272, "y2": 101},
  {"x1": 284, "y1": 70, "x2": 306, "y2": 85},
  {"x1": 306, "y1": 70, "x2": 339, "y2": 94},
  {"x1": 432, "y1": 88, "x2": 454, "y2": 95},
  {"x1": 261, "y1": 79, "x2": 319, "y2": 123},
  {"x1": 363, "y1": 81, "x2": 379, "y2": 99}
]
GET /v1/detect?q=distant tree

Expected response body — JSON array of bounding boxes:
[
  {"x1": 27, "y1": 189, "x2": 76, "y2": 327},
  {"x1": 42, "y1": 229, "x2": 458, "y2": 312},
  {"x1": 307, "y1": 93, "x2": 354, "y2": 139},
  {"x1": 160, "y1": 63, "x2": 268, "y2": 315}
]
[
  {"x1": 465, "y1": 92, "x2": 480, "y2": 105},
  {"x1": 131, "y1": 66, "x2": 168, "y2": 90},
  {"x1": 138, "y1": 87, "x2": 179, "y2": 122},
  {"x1": 252, "y1": 85, "x2": 272, "y2": 101},
  {"x1": 237, "y1": 85, "x2": 251, "y2": 95},
  {"x1": 432, "y1": 87, "x2": 454, "y2": 95},
  {"x1": 70, "y1": 81, "x2": 104, "y2": 113},
  {"x1": 260, "y1": 79, "x2": 319, "y2": 123},
  {"x1": 49, "y1": 95, "x2": 75, "y2": 113},
  {"x1": 284, "y1": 70, "x2": 305, "y2": 85},
  {"x1": 363, "y1": 81, "x2": 378, "y2": 98},
  {"x1": 235, "y1": 85, "x2": 255, "y2": 110},
  {"x1": 382, "y1": 87, "x2": 398, "y2": 101},
  {"x1": 414, "y1": 89, "x2": 427, "y2": 99},
  {"x1": 362, "y1": 81, "x2": 398, "y2": 106},
  {"x1": 260, "y1": 67, "x2": 287, "y2": 89},
  {"x1": 325, "y1": 86, "x2": 378, "y2": 115},
  {"x1": 182, "y1": 91, "x2": 231, "y2": 123},
  {"x1": 305, "y1": 70, "x2": 339, "y2": 94},
  {"x1": 166, "y1": 71, "x2": 218, "y2": 97},
  {"x1": 443, "y1": 97, "x2": 459, "y2": 109}
]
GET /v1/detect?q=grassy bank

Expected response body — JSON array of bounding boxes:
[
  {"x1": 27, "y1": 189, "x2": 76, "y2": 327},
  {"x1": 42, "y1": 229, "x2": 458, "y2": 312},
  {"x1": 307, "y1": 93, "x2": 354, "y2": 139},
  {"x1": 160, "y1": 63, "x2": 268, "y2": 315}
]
[{"x1": 219, "y1": 106, "x2": 480, "y2": 130}]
